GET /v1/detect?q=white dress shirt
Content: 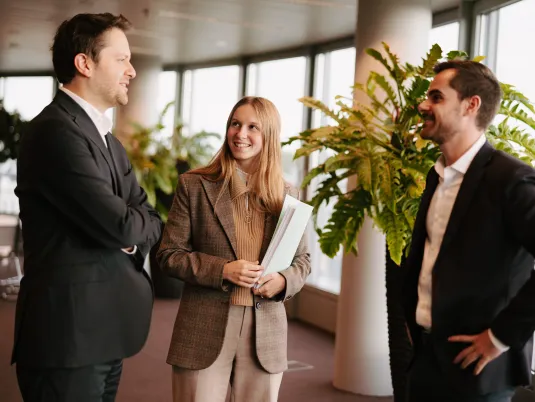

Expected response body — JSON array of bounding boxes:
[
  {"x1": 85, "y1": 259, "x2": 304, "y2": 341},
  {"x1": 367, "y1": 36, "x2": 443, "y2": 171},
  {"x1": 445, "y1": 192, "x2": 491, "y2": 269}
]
[
  {"x1": 60, "y1": 87, "x2": 136, "y2": 255},
  {"x1": 415, "y1": 134, "x2": 508, "y2": 352},
  {"x1": 60, "y1": 87, "x2": 112, "y2": 147}
]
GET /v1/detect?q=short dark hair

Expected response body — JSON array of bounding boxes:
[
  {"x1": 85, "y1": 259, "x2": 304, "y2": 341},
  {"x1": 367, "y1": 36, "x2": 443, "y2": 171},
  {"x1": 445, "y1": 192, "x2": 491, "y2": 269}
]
[
  {"x1": 434, "y1": 60, "x2": 502, "y2": 130},
  {"x1": 51, "y1": 13, "x2": 131, "y2": 84}
]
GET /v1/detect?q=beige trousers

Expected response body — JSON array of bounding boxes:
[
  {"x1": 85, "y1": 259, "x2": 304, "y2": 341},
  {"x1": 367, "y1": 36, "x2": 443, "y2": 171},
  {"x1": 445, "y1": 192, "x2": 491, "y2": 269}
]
[{"x1": 172, "y1": 305, "x2": 283, "y2": 402}]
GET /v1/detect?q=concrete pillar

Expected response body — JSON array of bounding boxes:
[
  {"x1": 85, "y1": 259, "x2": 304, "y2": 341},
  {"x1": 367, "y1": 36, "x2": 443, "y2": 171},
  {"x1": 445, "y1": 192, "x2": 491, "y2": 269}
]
[
  {"x1": 333, "y1": 0, "x2": 432, "y2": 396},
  {"x1": 114, "y1": 55, "x2": 161, "y2": 142}
]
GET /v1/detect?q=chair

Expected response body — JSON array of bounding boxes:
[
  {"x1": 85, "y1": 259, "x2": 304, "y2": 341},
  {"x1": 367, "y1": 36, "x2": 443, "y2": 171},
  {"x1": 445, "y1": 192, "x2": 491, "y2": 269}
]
[{"x1": 0, "y1": 214, "x2": 22, "y2": 301}]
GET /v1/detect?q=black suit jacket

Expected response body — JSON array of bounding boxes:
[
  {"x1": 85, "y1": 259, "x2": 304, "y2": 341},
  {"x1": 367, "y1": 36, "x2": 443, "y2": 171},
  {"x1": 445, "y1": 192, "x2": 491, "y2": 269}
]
[
  {"x1": 13, "y1": 91, "x2": 162, "y2": 368},
  {"x1": 403, "y1": 141, "x2": 535, "y2": 395}
]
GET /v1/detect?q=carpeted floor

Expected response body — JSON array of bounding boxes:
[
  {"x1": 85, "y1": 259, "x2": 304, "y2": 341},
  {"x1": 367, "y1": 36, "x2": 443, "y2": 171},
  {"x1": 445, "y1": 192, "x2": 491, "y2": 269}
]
[{"x1": 0, "y1": 298, "x2": 392, "y2": 402}]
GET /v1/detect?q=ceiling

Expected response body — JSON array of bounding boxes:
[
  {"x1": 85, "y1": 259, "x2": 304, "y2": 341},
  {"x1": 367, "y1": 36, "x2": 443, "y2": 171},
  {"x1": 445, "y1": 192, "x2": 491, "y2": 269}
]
[{"x1": 0, "y1": 0, "x2": 460, "y2": 73}]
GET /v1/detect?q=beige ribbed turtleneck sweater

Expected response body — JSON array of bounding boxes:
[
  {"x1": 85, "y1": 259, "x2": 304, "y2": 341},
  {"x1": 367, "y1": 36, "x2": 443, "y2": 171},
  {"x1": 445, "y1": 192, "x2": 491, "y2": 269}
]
[{"x1": 229, "y1": 168, "x2": 265, "y2": 306}]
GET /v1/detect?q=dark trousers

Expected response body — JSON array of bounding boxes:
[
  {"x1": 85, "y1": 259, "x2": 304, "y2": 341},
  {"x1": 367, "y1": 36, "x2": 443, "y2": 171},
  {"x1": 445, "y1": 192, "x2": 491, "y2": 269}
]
[
  {"x1": 16, "y1": 359, "x2": 123, "y2": 402},
  {"x1": 407, "y1": 333, "x2": 515, "y2": 402}
]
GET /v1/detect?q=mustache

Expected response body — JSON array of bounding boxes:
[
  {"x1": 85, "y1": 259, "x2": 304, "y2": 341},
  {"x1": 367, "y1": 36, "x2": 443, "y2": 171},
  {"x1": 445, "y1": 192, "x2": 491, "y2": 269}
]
[{"x1": 420, "y1": 112, "x2": 435, "y2": 121}]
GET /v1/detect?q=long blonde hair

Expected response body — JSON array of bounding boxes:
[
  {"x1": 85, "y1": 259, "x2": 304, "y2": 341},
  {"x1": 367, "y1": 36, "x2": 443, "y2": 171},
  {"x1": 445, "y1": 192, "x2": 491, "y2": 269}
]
[{"x1": 190, "y1": 96, "x2": 286, "y2": 216}]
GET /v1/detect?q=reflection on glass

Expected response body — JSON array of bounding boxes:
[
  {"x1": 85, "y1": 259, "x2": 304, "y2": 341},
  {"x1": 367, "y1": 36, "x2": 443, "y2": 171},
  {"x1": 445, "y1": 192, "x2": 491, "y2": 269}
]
[
  {"x1": 306, "y1": 47, "x2": 355, "y2": 295},
  {"x1": 429, "y1": 22, "x2": 460, "y2": 55},
  {"x1": 182, "y1": 66, "x2": 240, "y2": 152},
  {"x1": 3, "y1": 77, "x2": 54, "y2": 120},
  {"x1": 246, "y1": 57, "x2": 307, "y2": 186}
]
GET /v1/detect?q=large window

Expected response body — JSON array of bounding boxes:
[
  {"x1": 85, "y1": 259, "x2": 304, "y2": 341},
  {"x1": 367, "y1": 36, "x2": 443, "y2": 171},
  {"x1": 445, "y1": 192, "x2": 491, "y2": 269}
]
[
  {"x1": 182, "y1": 65, "x2": 240, "y2": 151},
  {"x1": 476, "y1": 0, "x2": 535, "y2": 133},
  {"x1": 2, "y1": 76, "x2": 55, "y2": 120},
  {"x1": 246, "y1": 57, "x2": 307, "y2": 186},
  {"x1": 429, "y1": 22, "x2": 460, "y2": 55},
  {"x1": 495, "y1": 0, "x2": 535, "y2": 102},
  {"x1": 0, "y1": 76, "x2": 55, "y2": 215},
  {"x1": 306, "y1": 47, "x2": 355, "y2": 294}
]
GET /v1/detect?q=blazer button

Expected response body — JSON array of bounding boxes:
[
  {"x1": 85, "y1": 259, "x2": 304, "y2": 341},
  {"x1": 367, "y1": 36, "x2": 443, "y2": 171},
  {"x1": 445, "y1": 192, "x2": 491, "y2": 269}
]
[{"x1": 255, "y1": 302, "x2": 261, "y2": 309}]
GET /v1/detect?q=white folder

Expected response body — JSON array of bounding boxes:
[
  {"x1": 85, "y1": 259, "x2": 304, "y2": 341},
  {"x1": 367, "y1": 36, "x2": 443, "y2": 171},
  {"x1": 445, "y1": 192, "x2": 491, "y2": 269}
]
[{"x1": 258, "y1": 194, "x2": 313, "y2": 280}]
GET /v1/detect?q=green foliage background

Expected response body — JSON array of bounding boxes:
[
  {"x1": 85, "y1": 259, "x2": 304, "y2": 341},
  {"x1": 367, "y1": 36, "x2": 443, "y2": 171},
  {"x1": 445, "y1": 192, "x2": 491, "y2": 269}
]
[{"x1": 286, "y1": 44, "x2": 535, "y2": 265}]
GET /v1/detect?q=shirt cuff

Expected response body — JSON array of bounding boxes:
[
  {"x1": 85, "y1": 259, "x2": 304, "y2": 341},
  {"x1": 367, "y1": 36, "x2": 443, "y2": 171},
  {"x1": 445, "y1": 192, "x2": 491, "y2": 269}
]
[
  {"x1": 488, "y1": 329, "x2": 510, "y2": 352},
  {"x1": 122, "y1": 245, "x2": 137, "y2": 255}
]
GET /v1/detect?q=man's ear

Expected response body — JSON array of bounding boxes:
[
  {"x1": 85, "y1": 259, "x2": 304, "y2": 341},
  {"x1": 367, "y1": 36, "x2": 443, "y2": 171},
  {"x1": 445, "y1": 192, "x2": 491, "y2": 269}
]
[
  {"x1": 465, "y1": 95, "x2": 482, "y2": 117},
  {"x1": 73, "y1": 53, "x2": 94, "y2": 78}
]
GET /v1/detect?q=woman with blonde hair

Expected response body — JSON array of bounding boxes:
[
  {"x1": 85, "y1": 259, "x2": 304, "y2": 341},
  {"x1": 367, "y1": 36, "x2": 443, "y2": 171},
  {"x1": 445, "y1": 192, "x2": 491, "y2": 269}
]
[{"x1": 157, "y1": 96, "x2": 311, "y2": 402}]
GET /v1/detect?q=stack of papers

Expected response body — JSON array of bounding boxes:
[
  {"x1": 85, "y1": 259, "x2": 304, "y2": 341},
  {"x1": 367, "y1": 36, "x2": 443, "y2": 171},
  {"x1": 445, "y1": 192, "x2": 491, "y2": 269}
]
[{"x1": 258, "y1": 194, "x2": 313, "y2": 281}]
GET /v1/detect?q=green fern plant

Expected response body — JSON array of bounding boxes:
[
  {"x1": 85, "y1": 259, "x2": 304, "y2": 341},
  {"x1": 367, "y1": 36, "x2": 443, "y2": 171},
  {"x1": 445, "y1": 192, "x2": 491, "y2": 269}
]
[
  {"x1": 286, "y1": 43, "x2": 535, "y2": 265},
  {"x1": 121, "y1": 101, "x2": 221, "y2": 221}
]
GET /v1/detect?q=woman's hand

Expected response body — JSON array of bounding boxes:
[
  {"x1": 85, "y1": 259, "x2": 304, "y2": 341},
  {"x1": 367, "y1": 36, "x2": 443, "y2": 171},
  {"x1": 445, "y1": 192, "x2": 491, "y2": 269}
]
[
  {"x1": 253, "y1": 273, "x2": 286, "y2": 299},
  {"x1": 223, "y1": 260, "x2": 263, "y2": 288}
]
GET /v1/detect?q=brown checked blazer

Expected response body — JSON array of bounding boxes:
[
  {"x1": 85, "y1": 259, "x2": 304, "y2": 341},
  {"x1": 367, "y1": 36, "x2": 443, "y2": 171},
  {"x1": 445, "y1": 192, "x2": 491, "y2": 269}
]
[{"x1": 157, "y1": 172, "x2": 311, "y2": 374}]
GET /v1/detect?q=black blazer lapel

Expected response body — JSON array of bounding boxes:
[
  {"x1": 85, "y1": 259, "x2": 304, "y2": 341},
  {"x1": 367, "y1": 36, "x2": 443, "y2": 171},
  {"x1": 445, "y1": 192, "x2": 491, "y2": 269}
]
[
  {"x1": 53, "y1": 91, "x2": 117, "y2": 192},
  {"x1": 106, "y1": 137, "x2": 124, "y2": 197},
  {"x1": 437, "y1": 142, "x2": 495, "y2": 254},
  {"x1": 200, "y1": 177, "x2": 239, "y2": 258}
]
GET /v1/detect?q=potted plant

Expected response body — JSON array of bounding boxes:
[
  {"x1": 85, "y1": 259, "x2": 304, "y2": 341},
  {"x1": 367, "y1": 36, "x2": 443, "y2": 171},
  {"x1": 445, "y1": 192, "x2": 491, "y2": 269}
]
[
  {"x1": 285, "y1": 43, "x2": 535, "y2": 401},
  {"x1": 121, "y1": 102, "x2": 221, "y2": 298}
]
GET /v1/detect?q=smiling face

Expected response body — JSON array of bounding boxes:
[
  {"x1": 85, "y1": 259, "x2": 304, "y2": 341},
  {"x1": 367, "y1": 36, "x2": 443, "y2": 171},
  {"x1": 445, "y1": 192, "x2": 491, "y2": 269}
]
[
  {"x1": 89, "y1": 28, "x2": 136, "y2": 111},
  {"x1": 226, "y1": 104, "x2": 264, "y2": 172},
  {"x1": 418, "y1": 69, "x2": 470, "y2": 145}
]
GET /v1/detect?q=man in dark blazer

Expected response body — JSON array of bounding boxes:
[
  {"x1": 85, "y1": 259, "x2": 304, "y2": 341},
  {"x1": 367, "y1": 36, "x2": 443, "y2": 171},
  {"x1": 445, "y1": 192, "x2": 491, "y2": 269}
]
[
  {"x1": 403, "y1": 60, "x2": 535, "y2": 402},
  {"x1": 13, "y1": 13, "x2": 162, "y2": 402}
]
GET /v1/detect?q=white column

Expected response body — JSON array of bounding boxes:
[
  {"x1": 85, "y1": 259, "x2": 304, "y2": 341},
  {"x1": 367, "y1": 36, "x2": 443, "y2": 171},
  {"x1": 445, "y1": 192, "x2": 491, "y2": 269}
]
[
  {"x1": 333, "y1": 0, "x2": 431, "y2": 396},
  {"x1": 114, "y1": 55, "x2": 161, "y2": 142}
]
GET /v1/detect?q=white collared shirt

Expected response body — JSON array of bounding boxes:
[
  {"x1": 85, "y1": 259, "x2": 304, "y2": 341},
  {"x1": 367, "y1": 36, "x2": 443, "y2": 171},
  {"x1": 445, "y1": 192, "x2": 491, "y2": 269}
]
[
  {"x1": 416, "y1": 134, "x2": 508, "y2": 351},
  {"x1": 60, "y1": 87, "x2": 112, "y2": 147}
]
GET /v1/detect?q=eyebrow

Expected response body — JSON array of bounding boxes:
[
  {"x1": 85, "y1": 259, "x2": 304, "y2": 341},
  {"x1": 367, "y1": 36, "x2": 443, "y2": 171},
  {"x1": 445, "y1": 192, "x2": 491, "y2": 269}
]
[
  {"x1": 427, "y1": 89, "x2": 443, "y2": 97},
  {"x1": 232, "y1": 118, "x2": 260, "y2": 126}
]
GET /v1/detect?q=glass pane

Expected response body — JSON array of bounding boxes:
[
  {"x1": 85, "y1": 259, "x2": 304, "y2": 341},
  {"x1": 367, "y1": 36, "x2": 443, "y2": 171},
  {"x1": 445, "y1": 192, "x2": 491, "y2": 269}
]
[
  {"x1": 246, "y1": 57, "x2": 307, "y2": 186},
  {"x1": 313, "y1": 47, "x2": 355, "y2": 128},
  {"x1": 429, "y1": 22, "x2": 460, "y2": 55},
  {"x1": 157, "y1": 71, "x2": 178, "y2": 138},
  {"x1": 306, "y1": 48, "x2": 355, "y2": 295},
  {"x1": 182, "y1": 66, "x2": 240, "y2": 151},
  {"x1": 3, "y1": 77, "x2": 54, "y2": 120},
  {"x1": 494, "y1": 0, "x2": 535, "y2": 133},
  {"x1": 1, "y1": 77, "x2": 54, "y2": 215},
  {"x1": 496, "y1": 0, "x2": 535, "y2": 101}
]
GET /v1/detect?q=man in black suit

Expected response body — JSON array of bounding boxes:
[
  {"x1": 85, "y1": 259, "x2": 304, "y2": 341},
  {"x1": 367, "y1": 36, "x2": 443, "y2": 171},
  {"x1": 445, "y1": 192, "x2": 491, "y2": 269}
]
[
  {"x1": 13, "y1": 13, "x2": 162, "y2": 401},
  {"x1": 403, "y1": 60, "x2": 535, "y2": 402}
]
